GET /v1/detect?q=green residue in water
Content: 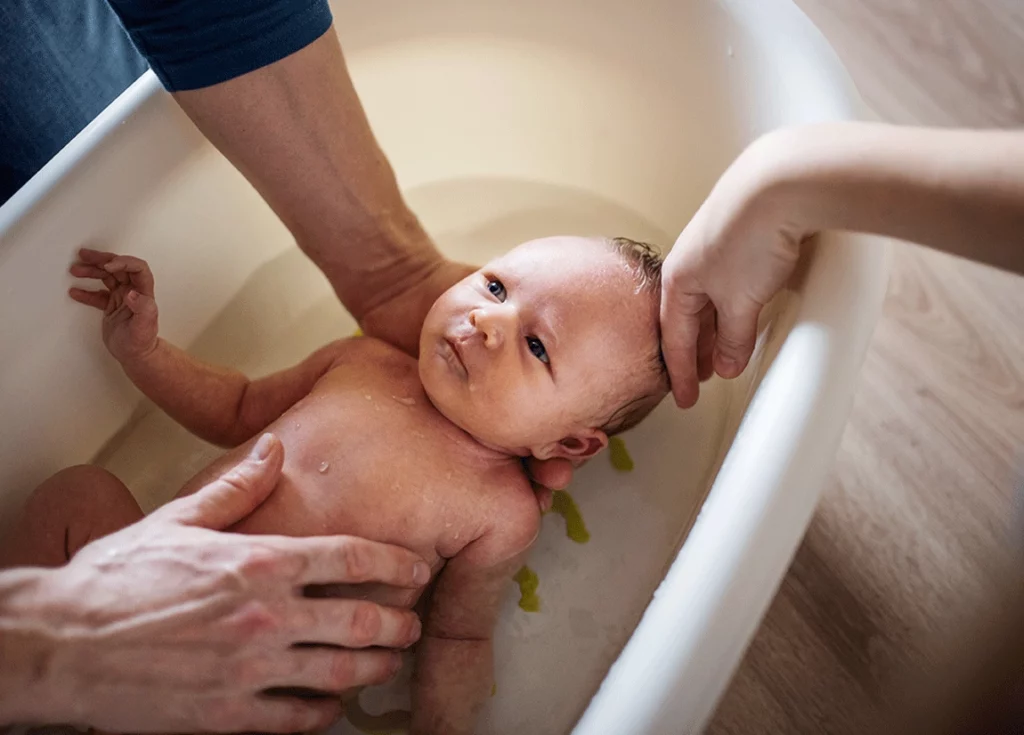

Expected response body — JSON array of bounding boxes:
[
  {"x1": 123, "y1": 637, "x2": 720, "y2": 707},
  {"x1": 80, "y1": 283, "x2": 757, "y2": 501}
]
[
  {"x1": 513, "y1": 565, "x2": 540, "y2": 612},
  {"x1": 550, "y1": 491, "x2": 590, "y2": 544},
  {"x1": 608, "y1": 436, "x2": 634, "y2": 472},
  {"x1": 352, "y1": 327, "x2": 363, "y2": 337},
  {"x1": 491, "y1": 683, "x2": 498, "y2": 697}
]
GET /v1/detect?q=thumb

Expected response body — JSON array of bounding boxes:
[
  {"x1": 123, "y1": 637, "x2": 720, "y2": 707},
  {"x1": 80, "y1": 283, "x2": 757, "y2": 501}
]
[
  {"x1": 163, "y1": 433, "x2": 285, "y2": 529},
  {"x1": 125, "y1": 289, "x2": 157, "y2": 318},
  {"x1": 712, "y1": 303, "x2": 760, "y2": 379}
]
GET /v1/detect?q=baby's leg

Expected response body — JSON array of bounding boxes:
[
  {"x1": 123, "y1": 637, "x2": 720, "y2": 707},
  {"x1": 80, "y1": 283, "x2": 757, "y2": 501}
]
[{"x1": 0, "y1": 465, "x2": 143, "y2": 569}]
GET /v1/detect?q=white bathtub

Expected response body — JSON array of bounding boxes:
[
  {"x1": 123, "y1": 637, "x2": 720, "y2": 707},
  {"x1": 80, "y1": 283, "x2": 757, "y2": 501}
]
[{"x1": 0, "y1": 0, "x2": 889, "y2": 732}]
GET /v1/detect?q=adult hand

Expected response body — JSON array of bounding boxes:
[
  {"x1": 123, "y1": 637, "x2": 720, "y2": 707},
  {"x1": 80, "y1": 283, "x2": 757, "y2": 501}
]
[
  {"x1": 11, "y1": 434, "x2": 428, "y2": 733},
  {"x1": 660, "y1": 132, "x2": 807, "y2": 408}
]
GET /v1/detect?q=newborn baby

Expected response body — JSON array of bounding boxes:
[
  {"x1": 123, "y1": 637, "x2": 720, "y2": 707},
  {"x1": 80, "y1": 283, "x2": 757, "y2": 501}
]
[{"x1": 2, "y1": 235, "x2": 668, "y2": 734}]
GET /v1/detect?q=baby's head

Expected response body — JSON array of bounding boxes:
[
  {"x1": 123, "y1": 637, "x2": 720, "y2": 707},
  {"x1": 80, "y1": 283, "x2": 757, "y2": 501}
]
[{"x1": 419, "y1": 235, "x2": 669, "y2": 461}]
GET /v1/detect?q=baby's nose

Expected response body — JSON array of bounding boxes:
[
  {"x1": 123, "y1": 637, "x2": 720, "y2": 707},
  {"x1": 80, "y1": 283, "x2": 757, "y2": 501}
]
[{"x1": 469, "y1": 307, "x2": 509, "y2": 349}]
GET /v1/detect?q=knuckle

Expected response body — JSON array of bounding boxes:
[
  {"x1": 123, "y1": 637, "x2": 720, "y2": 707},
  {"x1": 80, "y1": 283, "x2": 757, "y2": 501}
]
[
  {"x1": 327, "y1": 651, "x2": 359, "y2": 689},
  {"x1": 227, "y1": 600, "x2": 282, "y2": 640},
  {"x1": 339, "y1": 540, "x2": 375, "y2": 581},
  {"x1": 235, "y1": 655, "x2": 272, "y2": 688},
  {"x1": 237, "y1": 545, "x2": 282, "y2": 579},
  {"x1": 349, "y1": 601, "x2": 383, "y2": 646}
]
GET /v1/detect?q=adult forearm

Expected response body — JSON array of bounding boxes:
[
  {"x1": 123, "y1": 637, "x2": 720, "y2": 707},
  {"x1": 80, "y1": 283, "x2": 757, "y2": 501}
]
[
  {"x1": 173, "y1": 28, "x2": 444, "y2": 318},
  {"x1": 766, "y1": 123, "x2": 1024, "y2": 274},
  {"x1": 0, "y1": 569, "x2": 62, "y2": 724}
]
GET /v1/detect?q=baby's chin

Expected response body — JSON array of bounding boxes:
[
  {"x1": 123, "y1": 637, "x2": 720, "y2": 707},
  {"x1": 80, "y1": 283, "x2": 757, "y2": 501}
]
[{"x1": 417, "y1": 356, "x2": 542, "y2": 457}]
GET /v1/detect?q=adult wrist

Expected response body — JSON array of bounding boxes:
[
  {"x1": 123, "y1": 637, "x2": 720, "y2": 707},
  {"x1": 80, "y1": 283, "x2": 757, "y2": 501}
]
[{"x1": 119, "y1": 336, "x2": 166, "y2": 375}]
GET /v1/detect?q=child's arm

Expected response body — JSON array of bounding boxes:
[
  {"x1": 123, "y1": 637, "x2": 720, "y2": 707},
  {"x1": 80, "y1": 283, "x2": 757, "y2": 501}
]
[
  {"x1": 662, "y1": 122, "x2": 1024, "y2": 407},
  {"x1": 69, "y1": 249, "x2": 346, "y2": 447},
  {"x1": 411, "y1": 495, "x2": 541, "y2": 735}
]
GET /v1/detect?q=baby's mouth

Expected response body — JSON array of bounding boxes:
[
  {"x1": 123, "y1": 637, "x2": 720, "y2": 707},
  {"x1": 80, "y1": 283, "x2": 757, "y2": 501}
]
[{"x1": 443, "y1": 337, "x2": 469, "y2": 379}]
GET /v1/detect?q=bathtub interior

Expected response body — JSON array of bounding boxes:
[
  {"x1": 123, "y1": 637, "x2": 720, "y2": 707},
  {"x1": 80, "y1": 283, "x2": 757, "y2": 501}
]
[{"x1": 0, "y1": 1, "x2": 877, "y2": 733}]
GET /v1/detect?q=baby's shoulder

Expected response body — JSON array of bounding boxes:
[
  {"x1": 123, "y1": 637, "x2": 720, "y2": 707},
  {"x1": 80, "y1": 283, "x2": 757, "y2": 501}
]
[
  {"x1": 324, "y1": 334, "x2": 415, "y2": 373},
  {"x1": 473, "y1": 464, "x2": 542, "y2": 555}
]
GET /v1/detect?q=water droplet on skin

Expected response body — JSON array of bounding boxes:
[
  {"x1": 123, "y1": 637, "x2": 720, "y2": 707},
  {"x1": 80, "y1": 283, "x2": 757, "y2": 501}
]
[
  {"x1": 364, "y1": 394, "x2": 372, "y2": 401},
  {"x1": 294, "y1": 422, "x2": 301, "y2": 429},
  {"x1": 318, "y1": 461, "x2": 330, "y2": 474},
  {"x1": 392, "y1": 395, "x2": 416, "y2": 406},
  {"x1": 445, "y1": 471, "x2": 453, "y2": 481}
]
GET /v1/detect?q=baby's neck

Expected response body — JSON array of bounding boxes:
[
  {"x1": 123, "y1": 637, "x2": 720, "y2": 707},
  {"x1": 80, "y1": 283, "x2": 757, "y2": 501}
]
[{"x1": 422, "y1": 393, "x2": 528, "y2": 467}]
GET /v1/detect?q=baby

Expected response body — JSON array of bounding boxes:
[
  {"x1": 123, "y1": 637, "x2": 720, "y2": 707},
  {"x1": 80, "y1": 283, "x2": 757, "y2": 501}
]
[{"x1": 1, "y1": 235, "x2": 668, "y2": 734}]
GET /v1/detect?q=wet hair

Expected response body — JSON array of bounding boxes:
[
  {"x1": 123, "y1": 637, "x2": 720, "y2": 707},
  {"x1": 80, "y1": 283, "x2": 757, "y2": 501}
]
[{"x1": 598, "y1": 237, "x2": 670, "y2": 436}]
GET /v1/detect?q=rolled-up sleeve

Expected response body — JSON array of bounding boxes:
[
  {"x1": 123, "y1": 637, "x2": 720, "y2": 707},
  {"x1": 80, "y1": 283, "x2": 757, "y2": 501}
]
[{"x1": 106, "y1": 0, "x2": 333, "y2": 92}]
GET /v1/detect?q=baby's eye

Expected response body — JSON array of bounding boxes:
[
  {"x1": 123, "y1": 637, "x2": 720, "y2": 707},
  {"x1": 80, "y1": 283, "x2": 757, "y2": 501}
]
[
  {"x1": 526, "y1": 336, "x2": 549, "y2": 364},
  {"x1": 487, "y1": 278, "x2": 507, "y2": 302}
]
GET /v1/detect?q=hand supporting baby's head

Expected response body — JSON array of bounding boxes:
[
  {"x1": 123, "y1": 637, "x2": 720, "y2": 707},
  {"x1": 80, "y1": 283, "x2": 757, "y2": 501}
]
[{"x1": 418, "y1": 235, "x2": 669, "y2": 460}]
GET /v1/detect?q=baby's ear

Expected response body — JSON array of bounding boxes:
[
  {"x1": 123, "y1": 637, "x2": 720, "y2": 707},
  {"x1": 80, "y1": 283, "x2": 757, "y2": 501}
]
[{"x1": 534, "y1": 429, "x2": 608, "y2": 462}]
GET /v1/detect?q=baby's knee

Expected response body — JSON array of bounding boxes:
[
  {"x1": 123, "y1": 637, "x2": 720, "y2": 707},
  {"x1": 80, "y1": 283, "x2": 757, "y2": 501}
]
[
  {"x1": 27, "y1": 465, "x2": 141, "y2": 540},
  {"x1": 30, "y1": 464, "x2": 127, "y2": 509}
]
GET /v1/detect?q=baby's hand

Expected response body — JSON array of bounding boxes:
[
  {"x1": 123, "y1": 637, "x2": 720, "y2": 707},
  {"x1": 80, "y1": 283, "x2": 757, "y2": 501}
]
[{"x1": 69, "y1": 248, "x2": 159, "y2": 364}]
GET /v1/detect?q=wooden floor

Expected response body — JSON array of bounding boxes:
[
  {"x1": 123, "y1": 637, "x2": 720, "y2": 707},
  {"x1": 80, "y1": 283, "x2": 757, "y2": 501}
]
[{"x1": 707, "y1": 1, "x2": 1024, "y2": 733}]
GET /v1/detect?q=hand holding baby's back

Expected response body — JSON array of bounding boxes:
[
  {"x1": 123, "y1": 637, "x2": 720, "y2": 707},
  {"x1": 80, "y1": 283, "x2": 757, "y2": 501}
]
[{"x1": 69, "y1": 247, "x2": 159, "y2": 363}]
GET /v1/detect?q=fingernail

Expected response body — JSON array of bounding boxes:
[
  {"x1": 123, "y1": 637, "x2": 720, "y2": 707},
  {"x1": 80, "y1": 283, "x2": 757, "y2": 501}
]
[
  {"x1": 413, "y1": 562, "x2": 431, "y2": 585},
  {"x1": 407, "y1": 617, "x2": 422, "y2": 646},
  {"x1": 718, "y1": 357, "x2": 738, "y2": 376},
  {"x1": 252, "y1": 433, "x2": 274, "y2": 461}
]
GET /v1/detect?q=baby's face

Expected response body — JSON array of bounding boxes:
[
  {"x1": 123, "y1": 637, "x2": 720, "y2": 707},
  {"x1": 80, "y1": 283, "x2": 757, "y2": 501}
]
[{"x1": 419, "y1": 236, "x2": 661, "y2": 459}]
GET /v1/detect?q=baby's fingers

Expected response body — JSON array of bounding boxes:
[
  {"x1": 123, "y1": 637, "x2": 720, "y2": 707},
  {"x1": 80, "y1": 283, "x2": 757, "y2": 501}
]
[
  {"x1": 69, "y1": 287, "x2": 109, "y2": 310},
  {"x1": 70, "y1": 262, "x2": 119, "y2": 290},
  {"x1": 76, "y1": 247, "x2": 117, "y2": 265},
  {"x1": 103, "y1": 255, "x2": 154, "y2": 296}
]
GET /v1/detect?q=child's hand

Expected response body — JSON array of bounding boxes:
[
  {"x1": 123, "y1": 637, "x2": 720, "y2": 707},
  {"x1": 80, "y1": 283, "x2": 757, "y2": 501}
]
[{"x1": 69, "y1": 248, "x2": 159, "y2": 363}]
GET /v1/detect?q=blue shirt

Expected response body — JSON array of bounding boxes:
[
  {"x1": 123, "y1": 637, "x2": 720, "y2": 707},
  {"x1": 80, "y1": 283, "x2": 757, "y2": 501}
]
[
  {"x1": 107, "y1": 0, "x2": 334, "y2": 91},
  {"x1": 0, "y1": 0, "x2": 332, "y2": 203}
]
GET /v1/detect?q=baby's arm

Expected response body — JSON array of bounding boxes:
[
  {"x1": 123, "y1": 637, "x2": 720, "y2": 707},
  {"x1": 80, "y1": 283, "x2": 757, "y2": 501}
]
[
  {"x1": 121, "y1": 338, "x2": 345, "y2": 447},
  {"x1": 69, "y1": 249, "x2": 347, "y2": 447},
  {"x1": 411, "y1": 495, "x2": 541, "y2": 735}
]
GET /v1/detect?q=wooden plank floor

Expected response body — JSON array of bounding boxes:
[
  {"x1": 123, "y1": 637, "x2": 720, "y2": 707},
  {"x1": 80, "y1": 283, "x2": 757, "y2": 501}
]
[{"x1": 707, "y1": 1, "x2": 1024, "y2": 733}]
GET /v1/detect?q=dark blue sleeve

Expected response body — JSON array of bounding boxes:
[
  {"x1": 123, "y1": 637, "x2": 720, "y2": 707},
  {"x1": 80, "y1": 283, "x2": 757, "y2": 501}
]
[{"x1": 105, "y1": 0, "x2": 333, "y2": 92}]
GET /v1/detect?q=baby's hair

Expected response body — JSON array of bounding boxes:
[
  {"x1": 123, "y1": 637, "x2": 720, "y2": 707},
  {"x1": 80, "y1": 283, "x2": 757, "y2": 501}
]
[
  {"x1": 607, "y1": 236, "x2": 664, "y2": 295},
  {"x1": 599, "y1": 237, "x2": 670, "y2": 436}
]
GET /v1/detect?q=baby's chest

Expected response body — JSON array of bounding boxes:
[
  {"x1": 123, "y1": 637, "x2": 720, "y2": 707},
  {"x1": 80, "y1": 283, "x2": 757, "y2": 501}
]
[{"x1": 240, "y1": 380, "x2": 490, "y2": 559}]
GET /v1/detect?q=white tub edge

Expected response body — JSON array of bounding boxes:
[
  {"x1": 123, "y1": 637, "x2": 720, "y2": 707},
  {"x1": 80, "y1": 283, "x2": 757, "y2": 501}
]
[{"x1": 572, "y1": 1, "x2": 890, "y2": 732}]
